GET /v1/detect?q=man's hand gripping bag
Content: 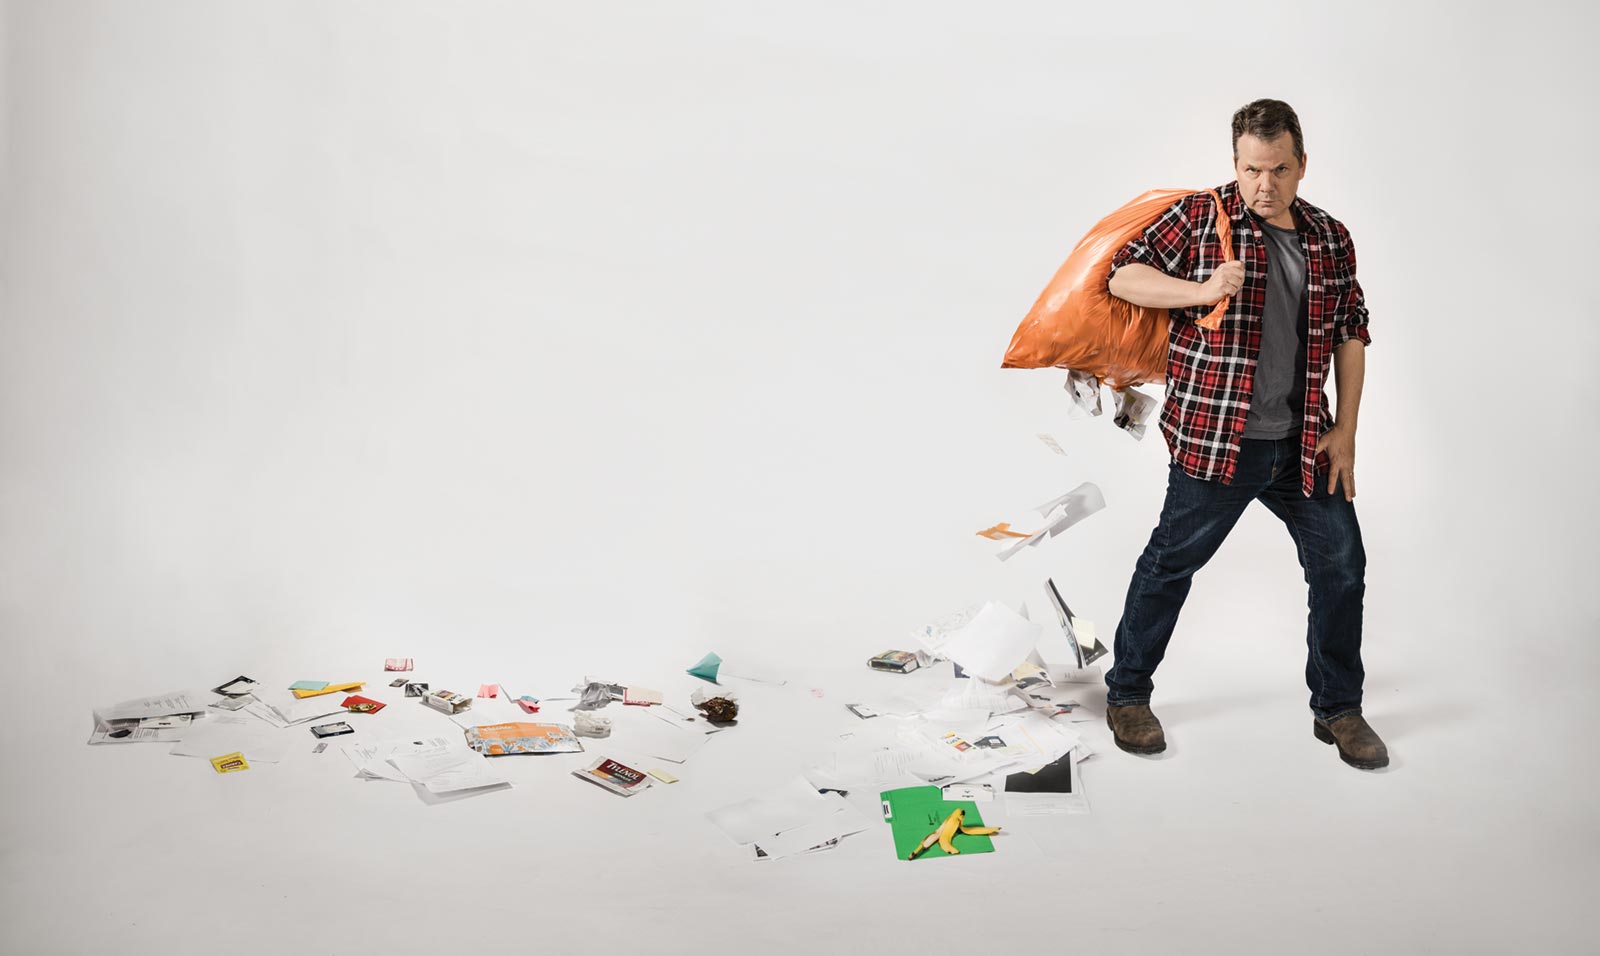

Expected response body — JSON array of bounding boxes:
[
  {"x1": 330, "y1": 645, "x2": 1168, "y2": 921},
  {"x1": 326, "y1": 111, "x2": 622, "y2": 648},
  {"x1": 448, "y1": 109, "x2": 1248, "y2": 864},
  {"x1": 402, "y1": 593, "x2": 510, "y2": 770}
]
[{"x1": 1002, "y1": 189, "x2": 1233, "y2": 389}]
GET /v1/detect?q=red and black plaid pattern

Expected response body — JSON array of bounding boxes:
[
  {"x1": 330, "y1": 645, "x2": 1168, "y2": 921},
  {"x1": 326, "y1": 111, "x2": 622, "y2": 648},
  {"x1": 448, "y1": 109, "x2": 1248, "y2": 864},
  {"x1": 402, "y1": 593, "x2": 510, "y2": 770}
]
[{"x1": 1109, "y1": 180, "x2": 1371, "y2": 497}]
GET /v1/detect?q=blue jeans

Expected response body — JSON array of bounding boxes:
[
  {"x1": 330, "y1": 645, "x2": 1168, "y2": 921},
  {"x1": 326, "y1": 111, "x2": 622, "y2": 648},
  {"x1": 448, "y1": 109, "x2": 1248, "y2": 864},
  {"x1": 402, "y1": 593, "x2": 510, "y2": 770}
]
[{"x1": 1104, "y1": 435, "x2": 1367, "y2": 721}]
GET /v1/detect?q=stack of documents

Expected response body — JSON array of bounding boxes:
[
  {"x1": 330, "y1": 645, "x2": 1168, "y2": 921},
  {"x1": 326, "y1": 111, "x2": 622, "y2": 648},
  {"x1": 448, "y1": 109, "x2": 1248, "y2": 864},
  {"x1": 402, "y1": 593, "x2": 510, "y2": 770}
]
[{"x1": 88, "y1": 691, "x2": 211, "y2": 744}]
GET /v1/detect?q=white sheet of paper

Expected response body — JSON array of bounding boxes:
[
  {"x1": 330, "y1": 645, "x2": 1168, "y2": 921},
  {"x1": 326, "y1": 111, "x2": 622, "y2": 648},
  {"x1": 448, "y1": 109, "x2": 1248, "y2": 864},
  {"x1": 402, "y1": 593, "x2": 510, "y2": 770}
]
[
  {"x1": 942, "y1": 602, "x2": 1042, "y2": 682},
  {"x1": 95, "y1": 691, "x2": 211, "y2": 722},
  {"x1": 388, "y1": 750, "x2": 508, "y2": 795},
  {"x1": 168, "y1": 714, "x2": 289, "y2": 764},
  {"x1": 941, "y1": 680, "x2": 1029, "y2": 718},
  {"x1": 912, "y1": 604, "x2": 984, "y2": 657},
  {"x1": 246, "y1": 697, "x2": 346, "y2": 728},
  {"x1": 916, "y1": 707, "x2": 994, "y2": 742},
  {"x1": 611, "y1": 708, "x2": 708, "y2": 764},
  {"x1": 943, "y1": 783, "x2": 996, "y2": 802},
  {"x1": 1004, "y1": 752, "x2": 1090, "y2": 815},
  {"x1": 647, "y1": 703, "x2": 724, "y2": 735},
  {"x1": 747, "y1": 795, "x2": 873, "y2": 860},
  {"x1": 1034, "y1": 481, "x2": 1107, "y2": 527},
  {"x1": 719, "y1": 661, "x2": 787, "y2": 685},
  {"x1": 344, "y1": 736, "x2": 455, "y2": 782},
  {"x1": 705, "y1": 776, "x2": 832, "y2": 846}
]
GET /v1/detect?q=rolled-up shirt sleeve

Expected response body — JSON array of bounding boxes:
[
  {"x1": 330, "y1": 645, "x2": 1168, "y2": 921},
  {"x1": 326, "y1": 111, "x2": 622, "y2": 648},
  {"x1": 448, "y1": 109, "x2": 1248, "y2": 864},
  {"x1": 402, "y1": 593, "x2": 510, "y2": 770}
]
[
  {"x1": 1109, "y1": 198, "x2": 1193, "y2": 282},
  {"x1": 1330, "y1": 222, "x2": 1372, "y2": 348}
]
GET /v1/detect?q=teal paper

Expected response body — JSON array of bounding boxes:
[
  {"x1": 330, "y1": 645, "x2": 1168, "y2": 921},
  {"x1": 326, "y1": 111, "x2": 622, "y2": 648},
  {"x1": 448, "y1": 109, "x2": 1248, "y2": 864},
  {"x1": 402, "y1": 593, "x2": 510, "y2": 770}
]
[
  {"x1": 686, "y1": 652, "x2": 722, "y2": 683},
  {"x1": 289, "y1": 680, "x2": 329, "y2": 691}
]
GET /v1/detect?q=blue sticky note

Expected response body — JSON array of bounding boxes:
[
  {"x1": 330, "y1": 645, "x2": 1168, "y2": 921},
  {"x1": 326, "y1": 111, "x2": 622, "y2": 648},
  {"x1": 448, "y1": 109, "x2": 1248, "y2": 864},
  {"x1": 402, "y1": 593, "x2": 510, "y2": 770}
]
[
  {"x1": 686, "y1": 652, "x2": 722, "y2": 683},
  {"x1": 290, "y1": 681, "x2": 329, "y2": 691}
]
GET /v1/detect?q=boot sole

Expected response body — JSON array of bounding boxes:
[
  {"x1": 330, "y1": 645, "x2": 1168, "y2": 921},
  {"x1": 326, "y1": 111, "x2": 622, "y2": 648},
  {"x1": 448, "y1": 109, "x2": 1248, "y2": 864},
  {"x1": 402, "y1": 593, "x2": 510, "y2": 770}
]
[
  {"x1": 1313, "y1": 721, "x2": 1389, "y2": 770},
  {"x1": 1110, "y1": 732, "x2": 1166, "y2": 756}
]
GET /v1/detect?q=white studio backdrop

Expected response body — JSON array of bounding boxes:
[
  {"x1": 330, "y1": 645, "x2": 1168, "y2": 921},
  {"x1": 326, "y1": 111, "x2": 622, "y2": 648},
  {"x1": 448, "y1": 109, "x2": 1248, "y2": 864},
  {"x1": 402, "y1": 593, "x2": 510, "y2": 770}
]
[{"x1": 2, "y1": 2, "x2": 1596, "y2": 953}]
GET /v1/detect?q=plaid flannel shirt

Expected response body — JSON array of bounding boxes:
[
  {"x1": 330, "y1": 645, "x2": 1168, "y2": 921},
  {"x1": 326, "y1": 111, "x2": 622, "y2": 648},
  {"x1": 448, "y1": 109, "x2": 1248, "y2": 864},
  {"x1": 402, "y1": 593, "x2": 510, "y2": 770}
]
[{"x1": 1109, "y1": 180, "x2": 1371, "y2": 497}]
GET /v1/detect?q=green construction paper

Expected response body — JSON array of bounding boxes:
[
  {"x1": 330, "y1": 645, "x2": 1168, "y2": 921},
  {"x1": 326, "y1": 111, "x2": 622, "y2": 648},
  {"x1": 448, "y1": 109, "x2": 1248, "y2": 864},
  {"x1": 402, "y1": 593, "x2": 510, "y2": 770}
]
[
  {"x1": 879, "y1": 786, "x2": 995, "y2": 861},
  {"x1": 686, "y1": 652, "x2": 722, "y2": 683},
  {"x1": 289, "y1": 681, "x2": 329, "y2": 691}
]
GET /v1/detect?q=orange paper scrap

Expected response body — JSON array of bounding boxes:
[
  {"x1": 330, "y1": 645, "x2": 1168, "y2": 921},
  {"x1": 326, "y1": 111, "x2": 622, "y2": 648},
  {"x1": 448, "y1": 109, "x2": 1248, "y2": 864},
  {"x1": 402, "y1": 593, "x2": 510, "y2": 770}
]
[{"x1": 976, "y1": 522, "x2": 1034, "y2": 541}]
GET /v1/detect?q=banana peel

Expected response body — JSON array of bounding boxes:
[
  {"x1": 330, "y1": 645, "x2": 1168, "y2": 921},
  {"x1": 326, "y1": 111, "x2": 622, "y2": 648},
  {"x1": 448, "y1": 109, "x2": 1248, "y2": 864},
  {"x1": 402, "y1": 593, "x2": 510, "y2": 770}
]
[
  {"x1": 908, "y1": 807, "x2": 1004, "y2": 859},
  {"x1": 935, "y1": 808, "x2": 966, "y2": 854},
  {"x1": 934, "y1": 809, "x2": 1003, "y2": 855}
]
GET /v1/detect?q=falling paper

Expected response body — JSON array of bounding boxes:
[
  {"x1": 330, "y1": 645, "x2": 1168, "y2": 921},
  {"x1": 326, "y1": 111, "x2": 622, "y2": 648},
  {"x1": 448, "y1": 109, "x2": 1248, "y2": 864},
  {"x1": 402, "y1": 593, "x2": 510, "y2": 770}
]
[
  {"x1": 977, "y1": 522, "x2": 1033, "y2": 540},
  {"x1": 1037, "y1": 433, "x2": 1067, "y2": 456},
  {"x1": 1040, "y1": 578, "x2": 1107, "y2": 670},
  {"x1": 997, "y1": 482, "x2": 1106, "y2": 561},
  {"x1": 1111, "y1": 387, "x2": 1158, "y2": 440},
  {"x1": 912, "y1": 605, "x2": 984, "y2": 659},
  {"x1": 940, "y1": 603, "x2": 1042, "y2": 683},
  {"x1": 1064, "y1": 369, "x2": 1103, "y2": 419}
]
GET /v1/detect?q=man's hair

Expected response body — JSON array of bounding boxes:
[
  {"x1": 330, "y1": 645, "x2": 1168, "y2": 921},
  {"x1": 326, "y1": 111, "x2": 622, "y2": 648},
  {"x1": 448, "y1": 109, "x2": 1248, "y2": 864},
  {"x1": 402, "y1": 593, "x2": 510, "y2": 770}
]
[{"x1": 1232, "y1": 99, "x2": 1304, "y2": 161}]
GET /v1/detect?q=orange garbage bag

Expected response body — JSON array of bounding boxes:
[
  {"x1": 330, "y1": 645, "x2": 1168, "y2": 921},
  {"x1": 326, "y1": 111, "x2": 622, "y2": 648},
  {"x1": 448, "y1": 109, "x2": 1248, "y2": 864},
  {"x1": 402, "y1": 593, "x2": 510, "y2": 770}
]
[{"x1": 1001, "y1": 188, "x2": 1233, "y2": 389}]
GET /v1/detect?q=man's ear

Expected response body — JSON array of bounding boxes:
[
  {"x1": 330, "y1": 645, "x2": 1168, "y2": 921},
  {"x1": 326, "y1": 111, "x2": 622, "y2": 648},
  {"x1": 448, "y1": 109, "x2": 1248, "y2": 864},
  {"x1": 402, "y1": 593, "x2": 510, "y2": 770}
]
[{"x1": 1298, "y1": 153, "x2": 1308, "y2": 183}]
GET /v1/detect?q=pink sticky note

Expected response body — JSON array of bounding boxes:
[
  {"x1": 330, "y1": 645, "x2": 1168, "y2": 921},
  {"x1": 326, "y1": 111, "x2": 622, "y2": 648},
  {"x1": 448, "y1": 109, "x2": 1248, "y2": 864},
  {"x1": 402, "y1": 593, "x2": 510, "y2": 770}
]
[{"x1": 477, "y1": 683, "x2": 500, "y2": 698}]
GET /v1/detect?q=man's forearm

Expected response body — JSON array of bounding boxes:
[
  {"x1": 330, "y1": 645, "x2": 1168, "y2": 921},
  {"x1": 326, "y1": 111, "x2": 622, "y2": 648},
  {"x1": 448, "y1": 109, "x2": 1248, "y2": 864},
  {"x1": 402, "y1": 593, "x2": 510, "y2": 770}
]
[
  {"x1": 1332, "y1": 339, "x2": 1365, "y2": 430},
  {"x1": 1108, "y1": 263, "x2": 1209, "y2": 309}
]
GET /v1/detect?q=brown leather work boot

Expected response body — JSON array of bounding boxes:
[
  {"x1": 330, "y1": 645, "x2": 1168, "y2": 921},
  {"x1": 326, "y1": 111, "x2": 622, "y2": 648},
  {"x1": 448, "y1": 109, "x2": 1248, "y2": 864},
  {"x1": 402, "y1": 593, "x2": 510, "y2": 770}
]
[
  {"x1": 1106, "y1": 703, "x2": 1167, "y2": 755},
  {"x1": 1313, "y1": 713, "x2": 1389, "y2": 770}
]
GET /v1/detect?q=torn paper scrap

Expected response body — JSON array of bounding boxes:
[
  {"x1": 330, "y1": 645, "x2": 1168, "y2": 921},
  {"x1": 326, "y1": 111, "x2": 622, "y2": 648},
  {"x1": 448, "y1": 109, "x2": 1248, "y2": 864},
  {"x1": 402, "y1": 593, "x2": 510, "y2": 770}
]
[
  {"x1": 1037, "y1": 433, "x2": 1067, "y2": 456},
  {"x1": 623, "y1": 686, "x2": 663, "y2": 706},
  {"x1": 977, "y1": 522, "x2": 1034, "y2": 540},
  {"x1": 1111, "y1": 387, "x2": 1158, "y2": 440},
  {"x1": 940, "y1": 602, "x2": 1042, "y2": 683}
]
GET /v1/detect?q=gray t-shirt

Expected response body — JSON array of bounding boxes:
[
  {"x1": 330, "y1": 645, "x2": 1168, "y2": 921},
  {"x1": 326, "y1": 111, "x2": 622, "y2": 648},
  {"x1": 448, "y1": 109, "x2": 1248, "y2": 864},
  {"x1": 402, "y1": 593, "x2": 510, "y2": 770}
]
[{"x1": 1241, "y1": 215, "x2": 1309, "y2": 439}]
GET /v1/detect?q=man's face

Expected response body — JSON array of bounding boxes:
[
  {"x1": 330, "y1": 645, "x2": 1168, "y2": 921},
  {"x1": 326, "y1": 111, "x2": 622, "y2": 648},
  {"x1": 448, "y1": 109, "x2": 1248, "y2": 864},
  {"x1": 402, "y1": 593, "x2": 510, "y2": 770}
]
[{"x1": 1233, "y1": 131, "x2": 1306, "y2": 221}]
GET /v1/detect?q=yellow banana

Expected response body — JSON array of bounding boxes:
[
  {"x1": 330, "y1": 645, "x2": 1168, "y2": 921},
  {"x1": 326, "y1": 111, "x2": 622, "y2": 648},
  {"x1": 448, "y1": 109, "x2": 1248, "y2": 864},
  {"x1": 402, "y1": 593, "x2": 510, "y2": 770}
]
[
  {"x1": 937, "y1": 808, "x2": 965, "y2": 854},
  {"x1": 959, "y1": 825, "x2": 1001, "y2": 836}
]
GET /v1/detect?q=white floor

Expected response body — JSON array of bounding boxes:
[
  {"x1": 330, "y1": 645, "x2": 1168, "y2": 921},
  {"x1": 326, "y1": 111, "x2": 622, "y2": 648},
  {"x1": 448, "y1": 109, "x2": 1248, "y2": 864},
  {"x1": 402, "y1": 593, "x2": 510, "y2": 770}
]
[{"x1": 6, "y1": 593, "x2": 1592, "y2": 955}]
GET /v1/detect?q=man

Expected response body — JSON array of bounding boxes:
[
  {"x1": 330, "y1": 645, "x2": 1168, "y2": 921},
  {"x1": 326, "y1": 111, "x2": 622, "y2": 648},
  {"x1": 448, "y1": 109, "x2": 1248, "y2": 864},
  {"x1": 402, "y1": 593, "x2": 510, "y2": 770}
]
[{"x1": 1102, "y1": 99, "x2": 1385, "y2": 770}]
